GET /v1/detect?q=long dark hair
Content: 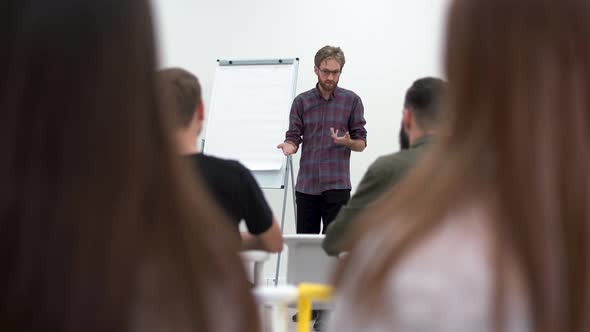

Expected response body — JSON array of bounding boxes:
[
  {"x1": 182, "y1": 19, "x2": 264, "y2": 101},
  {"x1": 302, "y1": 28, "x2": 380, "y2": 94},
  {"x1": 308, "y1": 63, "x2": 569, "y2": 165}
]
[
  {"x1": 0, "y1": 1, "x2": 258, "y2": 331},
  {"x1": 339, "y1": 0, "x2": 590, "y2": 331}
]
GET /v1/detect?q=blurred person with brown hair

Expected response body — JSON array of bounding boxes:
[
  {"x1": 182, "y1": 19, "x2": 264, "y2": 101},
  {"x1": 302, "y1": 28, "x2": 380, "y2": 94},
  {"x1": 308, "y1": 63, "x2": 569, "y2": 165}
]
[
  {"x1": 158, "y1": 67, "x2": 283, "y2": 253},
  {"x1": 0, "y1": 1, "x2": 258, "y2": 332},
  {"x1": 328, "y1": 0, "x2": 590, "y2": 331}
]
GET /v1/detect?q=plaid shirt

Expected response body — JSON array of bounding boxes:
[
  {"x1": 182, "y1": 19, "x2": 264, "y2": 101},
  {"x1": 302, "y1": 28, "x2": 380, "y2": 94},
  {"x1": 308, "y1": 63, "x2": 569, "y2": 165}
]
[{"x1": 285, "y1": 85, "x2": 367, "y2": 195}]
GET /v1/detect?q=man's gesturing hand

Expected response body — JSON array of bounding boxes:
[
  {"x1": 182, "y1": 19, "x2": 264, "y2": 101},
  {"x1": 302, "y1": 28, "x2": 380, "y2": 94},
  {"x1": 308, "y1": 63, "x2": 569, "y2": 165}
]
[{"x1": 277, "y1": 142, "x2": 297, "y2": 156}]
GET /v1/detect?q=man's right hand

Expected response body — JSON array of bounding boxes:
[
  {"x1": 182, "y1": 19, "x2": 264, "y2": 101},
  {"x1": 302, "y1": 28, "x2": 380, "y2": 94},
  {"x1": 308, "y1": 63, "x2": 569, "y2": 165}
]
[{"x1": 277, "y1": 142, "x2": 297, "y2": 156}]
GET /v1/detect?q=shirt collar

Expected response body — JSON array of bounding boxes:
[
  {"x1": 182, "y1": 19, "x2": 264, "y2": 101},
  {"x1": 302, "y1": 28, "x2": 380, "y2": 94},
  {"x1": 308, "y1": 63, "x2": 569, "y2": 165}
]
[
  {"x1": 314, "y1": 83, "x2": 338, "y2": 100},
  {"x1": 410, "y1": 135, "x2": 434, "y2": 149}
]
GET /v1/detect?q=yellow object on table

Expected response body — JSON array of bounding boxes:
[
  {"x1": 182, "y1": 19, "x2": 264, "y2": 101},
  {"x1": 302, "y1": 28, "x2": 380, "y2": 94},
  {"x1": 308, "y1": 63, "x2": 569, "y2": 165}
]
[{"x1": 296, "y1": 283, "x2": 334, "y2": 332}]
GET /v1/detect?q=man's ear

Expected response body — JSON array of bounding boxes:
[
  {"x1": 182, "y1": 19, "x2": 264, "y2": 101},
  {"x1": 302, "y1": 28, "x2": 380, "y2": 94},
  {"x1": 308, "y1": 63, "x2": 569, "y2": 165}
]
[
  {"x1": 196, "y1": 102, "x2": 204, "y2": 122},
  {"x1": 402, "y1": 108, "x2": 412, "y2": 132},
  {"x1": 193, "y1": 102, "x2": 205, "y2": 137},
  {"x1": 314, "y1": 66, "x2": 319, "y2": 76}
]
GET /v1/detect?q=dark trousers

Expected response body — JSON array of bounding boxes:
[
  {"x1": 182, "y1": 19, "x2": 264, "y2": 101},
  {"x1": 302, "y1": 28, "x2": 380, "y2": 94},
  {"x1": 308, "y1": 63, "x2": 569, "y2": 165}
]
[{"x1": 295, "y1": 190, "x2": 351, "y2": 234}]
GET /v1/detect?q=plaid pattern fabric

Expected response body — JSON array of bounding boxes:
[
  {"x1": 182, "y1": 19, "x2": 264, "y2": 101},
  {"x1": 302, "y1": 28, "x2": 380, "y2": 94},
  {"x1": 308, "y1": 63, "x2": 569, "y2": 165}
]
[{"x1": 285, "y1": 85, "x2": 367, "y2": 194}]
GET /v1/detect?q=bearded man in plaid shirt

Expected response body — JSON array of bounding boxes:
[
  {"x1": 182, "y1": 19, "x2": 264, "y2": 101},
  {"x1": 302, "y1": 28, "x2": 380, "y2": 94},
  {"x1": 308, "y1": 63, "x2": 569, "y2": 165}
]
[{"x1": 277, "y1": 45, "x2": 367, "y2": 235}]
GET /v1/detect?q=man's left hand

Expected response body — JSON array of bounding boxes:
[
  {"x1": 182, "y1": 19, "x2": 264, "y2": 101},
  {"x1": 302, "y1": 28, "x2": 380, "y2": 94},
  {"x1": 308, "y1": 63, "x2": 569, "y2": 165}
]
[{"x1": 330, "y1": 127, "x2": 352, "y2": 147}]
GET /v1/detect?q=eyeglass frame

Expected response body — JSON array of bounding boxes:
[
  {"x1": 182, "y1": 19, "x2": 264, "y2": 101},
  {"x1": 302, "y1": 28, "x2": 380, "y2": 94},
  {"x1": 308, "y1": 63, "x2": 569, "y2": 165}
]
[{"x1": 317, "y1": 68, "x2": 342, "y2": 77}]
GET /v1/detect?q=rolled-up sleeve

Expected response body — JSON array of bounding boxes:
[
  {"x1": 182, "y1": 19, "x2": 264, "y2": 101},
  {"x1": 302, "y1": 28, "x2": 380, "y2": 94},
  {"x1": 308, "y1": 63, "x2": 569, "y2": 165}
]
[
  {"x1": 348, "y1": 96, "x2": 367, "y2": 145},
  {"x1": 285, "y1": 97, "x2": 304, "y2": 146}
]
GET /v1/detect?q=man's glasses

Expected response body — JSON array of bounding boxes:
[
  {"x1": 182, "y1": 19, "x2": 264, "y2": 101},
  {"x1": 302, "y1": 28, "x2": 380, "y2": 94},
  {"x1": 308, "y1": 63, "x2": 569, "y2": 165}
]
[{"x1": 318, "y1": 68, "x2": 341, "y2": 77}]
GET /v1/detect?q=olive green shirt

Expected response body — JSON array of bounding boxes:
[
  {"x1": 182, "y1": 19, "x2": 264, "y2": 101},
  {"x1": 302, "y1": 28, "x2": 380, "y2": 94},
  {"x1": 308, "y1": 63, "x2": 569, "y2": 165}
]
[{"x1": 322, "y1": 136, "x2": 433, "y2": 256}]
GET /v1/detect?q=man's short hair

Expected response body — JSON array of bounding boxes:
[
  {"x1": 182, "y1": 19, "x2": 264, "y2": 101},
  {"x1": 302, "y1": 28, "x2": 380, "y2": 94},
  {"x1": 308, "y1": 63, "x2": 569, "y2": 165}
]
[
  {"x1": 404, "y1": 77, "x2": 447, "y2": 130},
  {"x1": 314, "y1": 45, "x2": 346, "y2": 69},
  {"x1": 158, "y1": 68, "x2": 201, "y2": 128}
]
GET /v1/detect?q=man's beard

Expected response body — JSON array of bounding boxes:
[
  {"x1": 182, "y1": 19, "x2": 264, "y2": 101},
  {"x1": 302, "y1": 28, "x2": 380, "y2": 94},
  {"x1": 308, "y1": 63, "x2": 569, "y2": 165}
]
[{"x1": 319, "y1": 80, "x2": 336, "y2": 92}]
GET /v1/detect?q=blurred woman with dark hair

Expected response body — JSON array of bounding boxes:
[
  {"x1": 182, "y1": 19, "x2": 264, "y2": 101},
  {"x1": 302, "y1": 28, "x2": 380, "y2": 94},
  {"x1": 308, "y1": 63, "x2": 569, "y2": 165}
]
[
  {"x1": 329, "y1": 0, "x2": 590, "y2": 331},
  {"x1": 0, "y1": 1, "x2": 258, "y2": 331}
]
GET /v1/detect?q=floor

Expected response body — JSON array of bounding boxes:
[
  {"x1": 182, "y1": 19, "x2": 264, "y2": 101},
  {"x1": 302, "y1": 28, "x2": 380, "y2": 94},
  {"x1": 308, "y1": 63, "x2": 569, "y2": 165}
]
[{"x1": 261, "y1": 307, "x2": 331, "y2": 332}]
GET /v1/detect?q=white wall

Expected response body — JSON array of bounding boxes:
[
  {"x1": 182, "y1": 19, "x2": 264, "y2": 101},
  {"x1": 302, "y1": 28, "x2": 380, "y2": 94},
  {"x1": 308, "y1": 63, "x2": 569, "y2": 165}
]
[{"x1": 151, "y1": 0, "x2": 449, "y2": 283}]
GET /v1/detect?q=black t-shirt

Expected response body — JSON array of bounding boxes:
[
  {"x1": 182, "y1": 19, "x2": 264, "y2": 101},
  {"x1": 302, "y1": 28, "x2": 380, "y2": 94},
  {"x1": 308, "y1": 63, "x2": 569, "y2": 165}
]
[{"x1": 187, "y1": 154, "x2": 273, "y2": 235}]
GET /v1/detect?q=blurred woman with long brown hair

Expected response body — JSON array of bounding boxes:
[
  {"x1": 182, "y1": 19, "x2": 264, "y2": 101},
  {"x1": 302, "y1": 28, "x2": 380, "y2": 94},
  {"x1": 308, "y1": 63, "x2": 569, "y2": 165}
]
[
  {"x1": 0, "y1": 1, "x2": 258, "y2": 331},
  {"x1": 328, "y1": 0, "x2": 590, "y2": 331}
]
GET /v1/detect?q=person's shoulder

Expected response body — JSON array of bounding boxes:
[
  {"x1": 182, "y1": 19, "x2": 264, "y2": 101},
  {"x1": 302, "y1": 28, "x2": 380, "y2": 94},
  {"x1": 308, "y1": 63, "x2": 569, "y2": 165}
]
[
  {"x1": 295, "y1": 87, "x2": 318, "y2": 100},
  {"x1": 332, "y1": 206, "x2": 495, "y2": 331},
  {"x1": 370, "y1": 150, "x2": 414, "y2": 174},
  {"x1": 330, "y1": 201, "x2": 530, "y2": 332},
  {"x1": 291, "y1": 88, "x2": 316, "y2": 107},
  {"x1": 373, "y1": 150, "x2": 406, "y2": 164},
  {"x1": 380, "y1": 143, "x2": 431, "y2": 166},
  {"x1": 195, "y1": 154, "x2": 245, "y2": 172},
  {"x1": 335, "y1": 86, "x2": 361, "y2": 99},
  {"x1": 351, "y1": 203, "x2": 493, "y2": 276}
]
